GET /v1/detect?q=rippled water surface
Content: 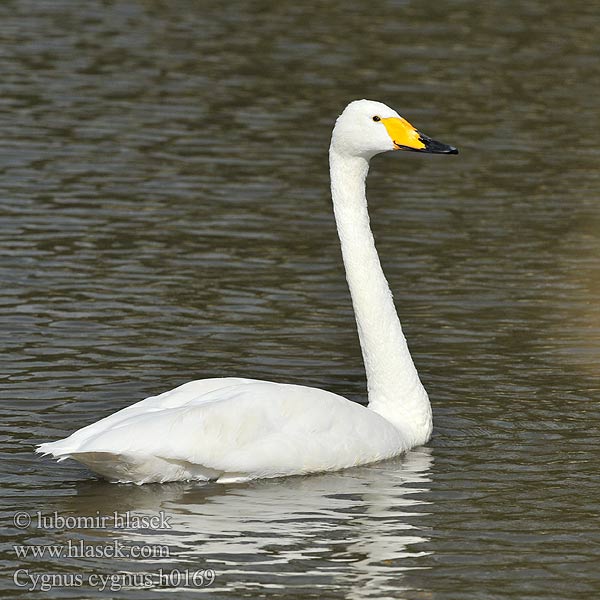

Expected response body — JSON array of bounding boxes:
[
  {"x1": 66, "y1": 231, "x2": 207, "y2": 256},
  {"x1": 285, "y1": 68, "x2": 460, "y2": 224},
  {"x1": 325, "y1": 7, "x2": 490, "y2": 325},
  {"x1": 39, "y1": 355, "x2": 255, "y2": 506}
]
[{"x1": 1, "y1": 0, "x2": 599, "y2": 598}]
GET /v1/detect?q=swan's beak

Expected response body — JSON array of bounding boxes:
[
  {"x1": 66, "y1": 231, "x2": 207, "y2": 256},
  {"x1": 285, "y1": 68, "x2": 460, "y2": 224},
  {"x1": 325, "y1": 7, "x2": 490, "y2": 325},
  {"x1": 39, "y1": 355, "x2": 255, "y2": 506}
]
[{"x1": 381, "y1": 117, "x2": 458, "y2": 154}]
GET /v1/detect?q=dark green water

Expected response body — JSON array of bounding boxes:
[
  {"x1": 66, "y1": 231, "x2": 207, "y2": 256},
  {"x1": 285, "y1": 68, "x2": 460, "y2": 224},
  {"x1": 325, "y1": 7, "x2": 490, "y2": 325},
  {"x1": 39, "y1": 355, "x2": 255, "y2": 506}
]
[{"x1": 1, "y1": 0, "x2": 599, "y2": 598}]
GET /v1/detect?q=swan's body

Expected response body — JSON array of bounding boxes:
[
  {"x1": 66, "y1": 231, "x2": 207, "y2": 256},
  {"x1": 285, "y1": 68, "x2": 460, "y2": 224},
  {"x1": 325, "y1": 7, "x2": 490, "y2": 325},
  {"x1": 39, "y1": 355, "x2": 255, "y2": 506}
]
[{"x1": 38, "y1": 100, "x2": 457, "y2": 484}]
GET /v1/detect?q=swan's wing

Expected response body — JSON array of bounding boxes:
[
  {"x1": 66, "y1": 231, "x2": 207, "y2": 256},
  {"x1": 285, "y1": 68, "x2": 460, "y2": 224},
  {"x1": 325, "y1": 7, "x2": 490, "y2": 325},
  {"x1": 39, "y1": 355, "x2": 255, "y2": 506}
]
[
  {"x1": 38, "y1": 379, "x2": 405, "y2": 483},
  {"x1": 39, "y1": 377, "x2": 255, "y2": 452}
]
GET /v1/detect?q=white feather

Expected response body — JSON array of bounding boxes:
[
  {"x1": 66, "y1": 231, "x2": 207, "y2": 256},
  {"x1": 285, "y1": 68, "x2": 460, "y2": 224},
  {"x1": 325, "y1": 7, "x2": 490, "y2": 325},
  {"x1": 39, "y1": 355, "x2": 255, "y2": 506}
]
[{"x1": 39, "y1": 378, "x2": 407, "y2": 483}]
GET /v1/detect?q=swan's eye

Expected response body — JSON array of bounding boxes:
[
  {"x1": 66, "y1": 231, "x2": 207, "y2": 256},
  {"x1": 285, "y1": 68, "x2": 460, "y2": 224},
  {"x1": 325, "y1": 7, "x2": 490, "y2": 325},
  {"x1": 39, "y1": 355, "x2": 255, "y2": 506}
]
[{"x1": 372, "y1": 116, "x2": 381, "y2": 122}]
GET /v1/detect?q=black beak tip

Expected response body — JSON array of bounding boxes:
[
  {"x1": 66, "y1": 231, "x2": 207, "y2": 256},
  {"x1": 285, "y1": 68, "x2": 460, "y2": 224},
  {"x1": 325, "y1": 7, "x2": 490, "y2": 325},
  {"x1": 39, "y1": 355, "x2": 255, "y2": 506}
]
[{"x1": 418, "y1": 134, "x2": 459, "y2": 155}]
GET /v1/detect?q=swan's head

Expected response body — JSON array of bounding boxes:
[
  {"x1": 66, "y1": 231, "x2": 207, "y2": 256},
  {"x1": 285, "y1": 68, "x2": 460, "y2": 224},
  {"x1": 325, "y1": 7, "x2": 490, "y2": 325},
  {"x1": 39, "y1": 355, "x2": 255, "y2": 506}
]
[{"x1": 330, "y1": 99, "x2": 458, "y2": 160}]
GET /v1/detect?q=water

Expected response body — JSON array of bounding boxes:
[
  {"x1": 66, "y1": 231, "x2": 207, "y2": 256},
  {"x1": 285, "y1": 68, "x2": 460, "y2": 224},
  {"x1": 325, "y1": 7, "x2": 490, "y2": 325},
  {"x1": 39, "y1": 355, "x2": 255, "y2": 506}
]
[{"x1": 1, "y1": 0, "x2": 599, "y2": 598}]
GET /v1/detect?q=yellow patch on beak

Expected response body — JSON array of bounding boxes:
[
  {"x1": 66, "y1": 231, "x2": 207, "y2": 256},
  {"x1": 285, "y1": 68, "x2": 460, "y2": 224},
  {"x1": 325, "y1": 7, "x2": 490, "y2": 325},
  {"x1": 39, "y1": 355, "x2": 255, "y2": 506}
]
[{"x1": 381, "y1": 117, "x2": 426, "y2": 151}]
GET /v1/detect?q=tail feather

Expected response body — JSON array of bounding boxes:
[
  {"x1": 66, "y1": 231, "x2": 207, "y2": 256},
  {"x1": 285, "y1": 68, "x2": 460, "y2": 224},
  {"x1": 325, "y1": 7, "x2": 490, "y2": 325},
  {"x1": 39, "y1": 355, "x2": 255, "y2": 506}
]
[{"x1": 36, "y1": 441, "x2": 73, "y2": 462}]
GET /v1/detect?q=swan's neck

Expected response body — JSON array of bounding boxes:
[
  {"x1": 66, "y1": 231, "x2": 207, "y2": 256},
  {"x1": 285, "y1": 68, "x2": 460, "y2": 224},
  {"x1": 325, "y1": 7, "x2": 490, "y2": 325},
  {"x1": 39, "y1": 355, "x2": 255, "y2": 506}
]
[{"x1": 329, "y1": 149, "x2": 432, "y2": 445}]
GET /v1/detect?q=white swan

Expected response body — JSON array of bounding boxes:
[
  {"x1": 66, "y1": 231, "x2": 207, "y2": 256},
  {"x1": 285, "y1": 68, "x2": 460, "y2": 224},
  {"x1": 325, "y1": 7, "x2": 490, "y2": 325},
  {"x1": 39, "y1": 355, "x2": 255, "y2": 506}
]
[{"x1": 38, "y1": 99, "x2": 457, "y2": 484}]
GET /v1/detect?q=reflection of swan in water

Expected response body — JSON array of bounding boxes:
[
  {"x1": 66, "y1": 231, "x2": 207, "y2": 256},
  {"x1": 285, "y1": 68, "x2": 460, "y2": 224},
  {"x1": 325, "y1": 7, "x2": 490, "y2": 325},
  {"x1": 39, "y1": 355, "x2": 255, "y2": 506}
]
[
  {"x1": 53, "y1": 449, "x2": 434, "y2": 597},
  {"x1": 38, "y1": 100, "x2": 456, "y2": 483}
]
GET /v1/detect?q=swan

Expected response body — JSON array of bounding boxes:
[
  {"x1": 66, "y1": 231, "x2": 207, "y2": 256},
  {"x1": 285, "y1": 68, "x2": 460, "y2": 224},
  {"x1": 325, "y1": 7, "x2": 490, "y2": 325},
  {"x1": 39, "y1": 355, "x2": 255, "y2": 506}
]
[{"x1": 37, "y1": 99, "x2": 458, "y2": 484}]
